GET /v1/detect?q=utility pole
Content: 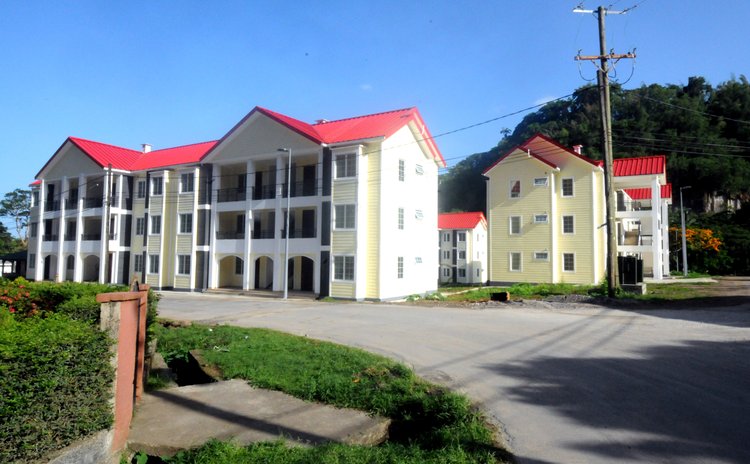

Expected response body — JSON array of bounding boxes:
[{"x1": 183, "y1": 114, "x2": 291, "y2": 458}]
[
  {"x1": 103, "y1": 163, "x2": 112, "y2": 284},
  {"x1": 574, "y1": 5, "x2": 636, "y2": 297}
]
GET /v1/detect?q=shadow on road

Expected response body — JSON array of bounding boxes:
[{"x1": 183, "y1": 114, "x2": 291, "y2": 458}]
[{"x1": 483, "y1": 339, "x2": 750, "y2": 463}]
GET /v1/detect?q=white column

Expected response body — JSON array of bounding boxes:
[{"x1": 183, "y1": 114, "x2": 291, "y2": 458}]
[
  {"x1": 33, "y1": 181, "x2": 45, "y2": 281},
  {"x1": 273, "y1": 155, "x2": 285, "y2": 292},
  {"x1": 189, "y1": 167, "x2": 200, "y2": 291},
  {"x1": 207, "y1": 166, "x2": 220, "y2": 289},
  {"x1": 651, "y1": 178, "x2": 663, "y2": 280},
  {"x1": 99, "y1": 170, "x2": 111, "y2": 283},
  {"x1": 354, "y1": 148, "x2": 367, "y2": 300},
  {"x1": 661, "y1": 200, "x2": 670, "y2": 277},
  {"x1": 74, "y1": 175, "x2": 85, "y2": 282},
  {"x1": 56, "y1": 177, "x2": 68, "y2": 282},
  {"x1": 550, "y1": 173, "x2": 558, "y2": 283},
  {"x1": 244, "y1": 160, "x2": 254, "y2": 290}
]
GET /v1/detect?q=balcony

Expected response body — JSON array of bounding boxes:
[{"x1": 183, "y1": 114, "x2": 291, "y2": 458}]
[
  {"x1": 64, "y1": 197, "x2": 78, "y2": 209},
  {"x1": 64, "y1": 234, "x2": 76, "y2": 241},
  {"x1": 84, "y1": 197, "x2": 104, "y2": 208},
  {"x1": 216, "y1": 231, "x2": 245, "y2": 240},
  {"x1": 44, "y1": 201, "x2": 60, "y2": 211},
  {"x1": 252, "y1": 229, "x2": 275, "y2": 239},
  {"x1": 282, "y1": 228, "x2": 316, "y2": 239},
  {"x1": 42, "y1": 234, "x2": 59, "y2": 242},
  {"x1": 217, "y1": 187, "x2": 246, "y2": 203},
  {"x1": 282, "y1": 180, "x2": 318, "y2": 198},
  {"x1": 252, "y1": 185, "x2": 276, "y2": 200},
  {"x1": 81, "y1": 233, "x2": 102, "y2": 241}
]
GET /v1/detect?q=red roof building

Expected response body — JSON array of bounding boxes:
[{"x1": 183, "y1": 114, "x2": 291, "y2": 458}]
[{"x1": 438, "y1": 211, "x2": 487, "y2": 230}]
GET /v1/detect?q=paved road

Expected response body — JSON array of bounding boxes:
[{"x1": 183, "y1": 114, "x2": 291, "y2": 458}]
[{"x1": 157, "y1": 292, "x2": 750, "y2": 464}]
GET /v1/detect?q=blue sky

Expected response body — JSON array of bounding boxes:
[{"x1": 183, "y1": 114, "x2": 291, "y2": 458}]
[{"x1": 1, "y1": 0, "x2": 748, "y2": 233}]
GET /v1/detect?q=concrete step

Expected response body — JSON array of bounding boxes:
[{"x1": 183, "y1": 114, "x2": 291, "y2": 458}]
[{"x1": 128, "y1": 380, "x2": 390, "y2": 457}]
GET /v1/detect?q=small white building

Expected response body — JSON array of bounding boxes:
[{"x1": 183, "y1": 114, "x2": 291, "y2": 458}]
[{"x1": 438, "y1": 212, "x2": 488, "y2": 284}]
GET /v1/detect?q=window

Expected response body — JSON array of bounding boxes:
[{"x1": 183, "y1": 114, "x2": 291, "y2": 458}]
[
  {"x1": 562, "y1": 215, "x2": 575, "y2": 234},
  {"x1": 415, "y1": 257, "x2": 422, "y2": 264},
  {"x1": 235, "y1": 257, "x2": 243, "y2": 275},
  {"x1": 510, "y1": 179, "x2": 521, "y2": 199},
  {"x1": 458, "y1": 269, "x2": 466, "y2": 278},
  {"x1": 415, "y1": 209, "x2": 423, "y2": 220},
  {"x1": 334, "y1": 204, "x2": 355, "y2": 229},
  {"x1": 458, "y1": 232, "x2": 466, "y2": 241},
  {"x1": 398, "y1": 208, "x2": 404, "y2": 230},
  {"x1": 509, "y1": 216, "x2": 521, "y2": 235},
  {"x1": 180, "y1": 173, "x2": 194, "y2": 193},
  {"x1": 476, "y1": 268, "x2": 481, "y2": 277},
  {"x1": 32, "y1": 191, "x2": 39, "y2": 207},
  {"x1": 150, "y1": 215, "x2": 161, "y2": 234},
  {"x1": 563, "y1": 253, "x2": 576, "y2": 272},
  {"x1": 443, "y1": 233, "x2": 450, "y2": 242},
  {"x1": 136, "y1": 217, "x2": 145, "y2": 236},
  {"x1": 509, "y1": 252, "x2": 521, "y2": 271},
  {"x1": 533, "y1": 213, "x2": 548, "y2": 224},
  {"x1": 397, "y1": 257, "x2": 404, "y2": 279},
  {"x1": 334, "y1": 256, "x2": 355, "y2": 281},
  {"x1": 335, "y1": 153, "x2": 356, "y2": 178},
  {"x1": 179, "y1": 213, "x2": 193, "y2": 234},
  {"x1": 151, "y1": 177, "x2": 163, "y2": 196},
  {"x1": 148, "y1": 255, "x2": 159, "y2": 274},
  {"x1": 66, "y1": 255, "x2": 74, "y2": 270},
  {"x1": 415, "y1": 164, "x2": 424, "y2": 175},
  {"x1": 177, "y1": 255, "x2": 191, "y2": 275},
  {"x1": 134, "y1": 255, "x2": 144, "y2": 273},
  {"x1": 137, "y1": 180, "x2": 146, "y2": 199},
  {"x1": 443, "y1": 268, "x2": 450, "y2": 277},
  {"x1": 398, "y1": 159, "x2": 405, "y2": 181},
  {"x1": 30, "y1": 222, "x2": 38, "y2": 238},
  {"x1": 533, "y1": 177, "x2": 548, "y2": 187},
  {"x1": 459, "y1": 251, "x2": 466, "y2": 260},
  {"x1": 442, "y1": 250, "x2": 450, "y2": 259},
  {"x1": 562, "y1": 178, "x2": 574, "y2": 197},
  {"x1": 534, "y1": 251, "x2": 549, "y2": 261},
  {"x1": 29, "y1": 254, "x2": 35, "y2": 269}
]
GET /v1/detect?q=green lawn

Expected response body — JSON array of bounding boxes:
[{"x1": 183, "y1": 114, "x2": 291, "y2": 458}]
[
  {"x1": 444, "y1": 282, "x2": 599, "y2": 302},
  {"x1": 150, "y1": 324, "x2": 510, "y2": 464}
]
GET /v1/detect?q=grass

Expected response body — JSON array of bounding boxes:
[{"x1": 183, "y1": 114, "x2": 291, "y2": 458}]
[
  {"x1": 445, "y1": 283, "x2": 598, "y2": 302},
  {"x1": 152, "y1": 324, "x2": 509, "y2": 464},
  {"x1": 632, "y1": 282, "x2": 717, "y2": 301}
]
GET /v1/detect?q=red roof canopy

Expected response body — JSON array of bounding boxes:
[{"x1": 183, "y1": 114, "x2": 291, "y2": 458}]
[
  {"x1": 623, "y1": 184, "x2": 672, "y2": 201},
  {"x1": 613, "y1": 155, "x2": 666, "y2": 177},
  {"x1": 438, "y1": 211, "x2": 487, "y2": 230}
]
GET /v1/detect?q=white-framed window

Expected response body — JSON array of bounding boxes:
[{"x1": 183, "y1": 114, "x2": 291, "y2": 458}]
[
  {"x1": 334, "y1": 153, "x2": 357, "y2": 178},
  {"x1": 458, "y1": 269, "x2": 466, "y2": 278},
  {"x1": 177, "y1": 255, "x2": 191, "y2": 275},
  {"x1": 443, "y1": 268, "x2": 451, "y2": 277},
  {"x1": 509, "y1": 179, "x2": 521, "y2": 199},
  {"x1": 398, "y1": 159, "x2": 405, "y2": 182},
  {"x1": 443, "y1": 250, "x2": 450, "y2": 260},
  {"x1": 29, "y1": 254, "x2": 35, "y2": 269},
  {"x1": 32, "y1": 191, "x2": 39, "y2": 207},
  {"x1": 443, "y1": 233, "x2": 450, "y2": 242},
  {"x1": 415, "y1": 209, "x2": 423, "y2": 220},
  {"x1": 458, "y1": 232, "x2": 466, "y2": 241},
  {"x1": 459, "y1": 251, "x2": 466, "y2": 260},
  {"x1": 509, "y1": 252, "x2": 522, "y2": 272},
  {"x1": 334, "y1": 204, "x2": 355, "y2": 230},
  {"x1": 509, "y1": 216, "x2": 521, "y2": 235},
  {"x1": 235, "y1": 257, "x2": 243, "y2": 275},
  {"x1": 562, "y1": 215, "x2": 575, "y2": 234},
  {"x1": 398, "y1": 208, "x2": 404, "y2": 230},
  {"x1": 150, "y1": 215, "x2": 161, "y2": 235},
  {"x1": 333, "y1": 255, "x2": 355, "y2": 281},
  {"x1": 136, "y1": 180, "x2": 146, "y2": 199},
  {"x1": 415, "y1": 164, "x2": 424, "y2": 175},
  {"x1": 563, "y1": 253, "x2": 576, "y2": 272},
  {"x1": 397, "y1": 257, "x2": 404, "y2": 279},
  {"x1": 30, "y1": 222, "x2": 38, "y2": 238},
  {"x1": 562, "y1": 178, "x2": 574, "y2": 197},
  {"x1": 180, "y1": 173, "x2": 194, "y2": 193},
  {"x1": 534, "y1": 251, "x2": 550, "y2": 261},
  {"x1": 533, "y1": 213, "x2": 549, "y2": 224},
  {"x1": 134, "y1": 254, "x2": 144, "y2": 273},
  {"x1": 135, "y1": 217, "x2": 145, "y2": 236},
  {"x1": 179, "y1": 213, "x2": 193, "y2": 234},
  {"x1": 533, "y1": 177, "x2": 548, "y2": 187},
  {"x1": 148, "y1": 255, "x2": 159, "y2": 274},
  {"x1": 151, "y1": 177, "x2": 163, "y2": 196},
  {"x1": 476, "y1": 268, "x2": 481, "y2": 277}
]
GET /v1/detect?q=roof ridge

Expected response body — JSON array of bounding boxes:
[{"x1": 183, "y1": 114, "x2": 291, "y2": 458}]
[
  {"x1": 149, "y1": 140, "x2": 218, "y2": 152},
  {"x1": 69, "y1": 136, "x2": 142, "y2": 154},
  {"x1": 312, "y1": 107, "x2": 415, "y2": 126}
]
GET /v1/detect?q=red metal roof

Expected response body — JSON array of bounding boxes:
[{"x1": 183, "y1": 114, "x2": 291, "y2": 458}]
[
  {"x1": 129, "y1": 141, "x2": 218, "y2": 171},
  {"x1": 68, "y1": 137, "x2": 143, "y2": 170},
  {"x1": 623, "y1": 184, "x2": 672, "y2": 201},
  {"x1": 613, "y1": 155, "x2": 666, "y2": 177},
  {"x1": 483, "y1": 133, "x2": 599, "y2": 175},
  {"x1": 438, "y1": 211, "x2": 487, "y2": 230}
]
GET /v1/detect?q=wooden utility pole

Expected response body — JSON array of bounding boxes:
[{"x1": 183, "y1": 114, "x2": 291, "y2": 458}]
[{"x1": 574, "y1": 5, "x2": 635, "y2": 297}]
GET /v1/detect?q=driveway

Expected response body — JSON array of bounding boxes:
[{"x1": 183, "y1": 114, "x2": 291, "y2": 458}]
[{"x1": 157, "y1": 292, "x2": 750, "y2": 464}]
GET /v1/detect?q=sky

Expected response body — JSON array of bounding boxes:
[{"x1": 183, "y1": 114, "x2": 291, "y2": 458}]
[{"x1": 1, "y1": 0, "x2": 749, "y2": 233}]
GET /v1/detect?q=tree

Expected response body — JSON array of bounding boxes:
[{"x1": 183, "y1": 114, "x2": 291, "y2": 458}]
[
  {"x1": 0, "y1": 222, "x2": 16, "y2": 254},
  {"x1": 0, "y1": 189, "x2": 31, "y2": 246}
]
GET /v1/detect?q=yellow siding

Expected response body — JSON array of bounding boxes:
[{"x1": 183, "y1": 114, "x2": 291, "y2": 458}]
[
  {"x1": 176, "y1": 236, "x2": 192, "y2": 254},
  {"x1": 174, "y1": 275, "x2": 191, "y2": 289},
  {"x1": 366, "y1": 145, "x2": 380, "y2": 299},
  {"x1": 332, "y1": 232, "x2": 355, "y2": 253},
  {"x1": 331, "y1": 282, "x2": 355, "y2": 299},
  {"x1": 556, "y1": 164, "x2": 596, "y2": 284},
  {"x1": 177, "y1": 194, "x2": 195, "y2": 212},
  {"x1": 333, "y1": 182, "x2": 356, "y2": 203}
]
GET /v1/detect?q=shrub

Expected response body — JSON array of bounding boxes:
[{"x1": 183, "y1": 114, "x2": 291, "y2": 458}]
[
  {"x1": 56, "y1": 295, "x2": 101, "y2": 324},
  {"x1": 0, "y1": 312, "x2": 113, "y2": 463}
]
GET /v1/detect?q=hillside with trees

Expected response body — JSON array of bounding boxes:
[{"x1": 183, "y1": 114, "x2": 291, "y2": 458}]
[{"x1": 439, "y1": 75, "x2": 750, "y2": 274}]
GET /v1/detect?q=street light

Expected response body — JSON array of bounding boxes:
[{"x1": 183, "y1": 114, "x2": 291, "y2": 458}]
[
  {"x1": 278, "y1": 148, "x2": 292, "y2": 299},
  {"x1": 680, "y1": 185, "x2": 692, "y2": 277}
]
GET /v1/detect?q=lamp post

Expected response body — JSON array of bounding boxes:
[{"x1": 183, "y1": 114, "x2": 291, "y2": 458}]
[
  {"x1": 278, "y1": 148, "x2": 292, "y2": 299},
  {"x1": 680, "y1": 185, "x2": 692, "y2": 277}
]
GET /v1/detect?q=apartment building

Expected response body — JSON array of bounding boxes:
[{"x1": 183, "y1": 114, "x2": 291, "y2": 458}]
[
  {"x1": 438, "y1": 212, "x2": 487, "y2": 284},
  {"x1": 27, "y1": 106, "x2": 445, "y2": 300}
]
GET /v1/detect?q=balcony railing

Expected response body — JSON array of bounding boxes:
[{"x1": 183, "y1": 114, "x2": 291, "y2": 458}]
[
  {"x1": 64, "y1": 197, "x2": 78, "y2": 209},
  {"x1": 281, "y1": 228, "x2": 316, "y2": 239},
  {"x1": 281, "y1": 180, "x2": 318, "y2": 198},
  {"x1": 617, "y1": 200, "x2": 653, "y2": 212},
  {"x1": 84, "y1": 197, "x2": 104, "y2": 208},
  {"x1": 217, "y1": 187, "x2": 246, "y2": 203},
  {"x1": 216, "y1": 231, "x2": 245, "y2": 240},
  {"x1": 44, "y1": 201, "x2": 60, "y2": 211},
  {"x1": 252, "y1": 229, "x2": 275, "y2": 239},
  {"x1": 81, "y1": 233, "x2": 101, "y2": 241},
  {"x1": 252, "y1": 185, "x2": 276, "y2": 200},
  {"x1": 64, "y1": 234, "x2": 76, "y2": 241},
  {"x1": 42, "y1": 234, "x2": 58, "y2": 242}
]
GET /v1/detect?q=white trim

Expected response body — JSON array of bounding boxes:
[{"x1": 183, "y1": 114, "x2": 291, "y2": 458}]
[
  {"x1": 509, "y1": 251, "x2": 522, "y2": 272},
  {"x1": 562, "y1": 252, "x2": 576, "y2": 273},
  {"x1": 562, "y1": 214, "x2": 575, "y2": 235},
  {"x1": 533, "y1": 177, "x2": 549, "y2": 187},
  {"x1": 533, "y1": 213, "x2": 549, "y2": 224},
  {"x1": 333, "y1": 203, "x2": 356, "y2": 230},
  {"x1": 533, "y1": 251, "x2": 550, "y2": 261},
  {"x1": 509, "y1": 179, "x2": 521, "y2": 199},
  {"x1": 561, "y1": 177, "x2": 575, "y2": 198},
  {"x1": 332, "y1": 254, "x2": 355, "y2": 282},
  {"x1": 509, "y1": 215, "x2": 522, "y2": 235}
]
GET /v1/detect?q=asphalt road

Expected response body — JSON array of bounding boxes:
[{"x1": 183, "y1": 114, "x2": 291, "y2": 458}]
[{"x1": 157, "y1": 292, "x2": 750, "y2": 464}]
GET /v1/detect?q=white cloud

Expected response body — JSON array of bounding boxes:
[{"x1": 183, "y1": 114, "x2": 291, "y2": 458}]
[{"x1": 533, "y1": 96, "x2": 557, "y2": 106}]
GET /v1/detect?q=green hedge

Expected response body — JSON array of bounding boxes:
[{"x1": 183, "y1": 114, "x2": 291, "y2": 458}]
[{"x1": 0, "y1": 312, "x2": 114, "y2": 463}]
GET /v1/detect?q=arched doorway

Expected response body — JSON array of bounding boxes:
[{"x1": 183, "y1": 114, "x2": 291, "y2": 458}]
[
  {"x1": 83, "y1": 255, "x2": 99, "y2": 282},
  {"x1": 218, "y1": 256, "x2": 243, "y2": 288},
  {"x1": 254, "y1": 256, "x2": 274, "y2": 290},
  {"x1": 287, "y1": 256, "x2": 314, "y2": 292}
]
